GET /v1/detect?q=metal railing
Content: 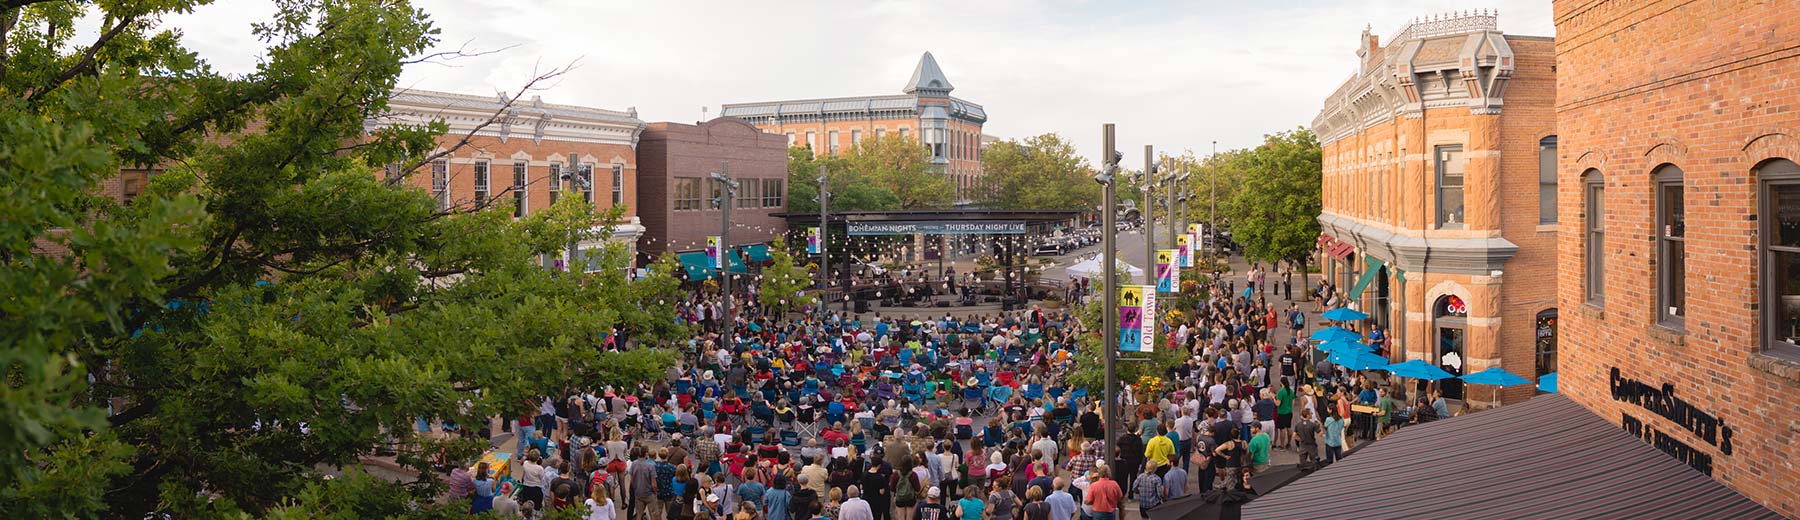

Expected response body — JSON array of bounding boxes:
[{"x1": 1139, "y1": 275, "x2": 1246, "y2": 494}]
[{"x1": 1389, "y1": 10, "x2": 1499, "y2": 44}]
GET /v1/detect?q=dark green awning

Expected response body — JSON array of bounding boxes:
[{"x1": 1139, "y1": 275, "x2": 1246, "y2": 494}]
[
  {"x1": 678, "y1": 251, "x2": 713, "y2": 280},
  {"x1": 744, "y1": 244, "x2": 771, "y2": 263},
  {"x1": 1348, "y1": 254, "x2": 1385, "y2": 300}
]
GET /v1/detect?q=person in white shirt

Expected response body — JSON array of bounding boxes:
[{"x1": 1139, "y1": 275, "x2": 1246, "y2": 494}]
[
  {"x1": 838, "y1": 485, "x2": 874, "y2": 520},
  {"x1": 586, "y1": 485, "x2": 618, "y2": 520}
]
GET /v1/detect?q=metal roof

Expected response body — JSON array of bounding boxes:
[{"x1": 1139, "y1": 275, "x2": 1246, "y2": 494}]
[{"x1": 904, "y1": 51, "x2": 955, "y2": 94}]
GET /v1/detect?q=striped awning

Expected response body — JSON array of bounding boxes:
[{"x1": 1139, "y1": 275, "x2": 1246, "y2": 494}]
[{"x1": 1242, "y1": 394, "x2": 1780, "y2": 520}]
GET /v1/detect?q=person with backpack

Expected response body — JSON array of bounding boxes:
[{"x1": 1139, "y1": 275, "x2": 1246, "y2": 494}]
[
  {"x1": 895, "y1": 458, "x2": 923, "y2": 520},
  {"x1": 987, "y1": 475, "x2": 1019, "y2": 520}
]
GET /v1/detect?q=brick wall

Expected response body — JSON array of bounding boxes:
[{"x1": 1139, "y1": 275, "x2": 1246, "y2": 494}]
[
  {"x1": 638, "y1": 118, "x2": 788, "y2": 260},
  {"x1": 1554, "y1": 0, "x2": 1800, "y2": 516},
  {"x1": 404, "y1": 134, "x2": 637, "y2": 219}
]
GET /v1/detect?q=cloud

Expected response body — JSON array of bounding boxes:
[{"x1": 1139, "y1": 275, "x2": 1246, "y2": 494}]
[{"x1": 152, "y1": 0, "x2": 1553, "y2": 165}]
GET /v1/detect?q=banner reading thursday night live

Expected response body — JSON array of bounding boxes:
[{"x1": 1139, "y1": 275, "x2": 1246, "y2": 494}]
[{"x1": 846, "y1": 221, "x2": 1027, "y2": 236}]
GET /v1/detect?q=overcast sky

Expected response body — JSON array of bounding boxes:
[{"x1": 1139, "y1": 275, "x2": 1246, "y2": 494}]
[{"x1": 157, "y1": 0, "x2": 1553, "y2": 166}]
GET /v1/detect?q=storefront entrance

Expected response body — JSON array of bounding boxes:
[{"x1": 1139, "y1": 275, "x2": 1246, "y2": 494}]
[{"x1": 1435, "y1": 295, "x2": 1469, "y2": 400}]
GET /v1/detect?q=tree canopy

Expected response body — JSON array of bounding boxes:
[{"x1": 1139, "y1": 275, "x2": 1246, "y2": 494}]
[
  {"x1": 784, "y1": 134, "x2": 951, "y2": 213},
  {"x1": 983, "y1": 133, "x2": 1099, "y2": 211},
  {"x1": 1215, "y1": 128, "x2": 1323, "y2": 263},
  {"x1": 2, "y1": 1, "x2": 684, "y2": 516}
]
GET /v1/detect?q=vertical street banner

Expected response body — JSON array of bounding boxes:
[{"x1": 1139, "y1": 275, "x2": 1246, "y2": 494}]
[
  {"x1": 1156, "y1": 249, "x2": 1179, "y2": 293},
  {"x1": 806, "y1": 227, "x2": 821, "y2": 255},
  {"x1": 1175, "y1": 234, "x2": 1192, "y2": 268},
  {"x1": 1140, "y1": 287, "x2": 1157, "y2": 353},
  {"x1": 706, "y1": 236, "x2": 722, "y2": 268},
  {"x1": 1188, "y1": 223, "x2": 1202, "y2": 255},
  {"x1": 1119, "y1": 286, "x2": 1145, "y2": 352}
]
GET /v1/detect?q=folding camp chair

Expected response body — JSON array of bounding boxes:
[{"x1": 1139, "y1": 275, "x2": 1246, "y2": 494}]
[{"x1": 780, "y1": 429, "x2": 802, "y2": 448}]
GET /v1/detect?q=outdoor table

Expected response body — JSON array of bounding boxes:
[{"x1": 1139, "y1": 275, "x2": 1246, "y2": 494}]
[{"x1": 1350, "y1": 404, "x2": 1381, "y2": 440}]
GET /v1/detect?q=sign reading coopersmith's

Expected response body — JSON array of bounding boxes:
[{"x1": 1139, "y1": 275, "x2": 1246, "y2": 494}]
[{"x1": 847, "y1": 221, "x2": 1027, "y2": 235}]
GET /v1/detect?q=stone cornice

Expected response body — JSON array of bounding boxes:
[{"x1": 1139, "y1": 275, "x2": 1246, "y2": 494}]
[
  {"x1": 372, "y1": 89, "x2": 644, "y2": 147},
  {"x1": 1312, "y1": 15, "x2": 1521, "y2": 147},
  {"x1": 1318, "y1": 212, "x2": 1519, "y2": 276}
]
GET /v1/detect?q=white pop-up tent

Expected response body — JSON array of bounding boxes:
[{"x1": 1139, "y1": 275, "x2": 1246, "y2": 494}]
[{"x1": 1064, "y1": 257, "x2": 1143, "y2": 279}]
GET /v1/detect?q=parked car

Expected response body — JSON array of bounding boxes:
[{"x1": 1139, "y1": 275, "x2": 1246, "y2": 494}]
[{"x1": 1032, "y1": 243, "x2": 1065, "y2": 256}]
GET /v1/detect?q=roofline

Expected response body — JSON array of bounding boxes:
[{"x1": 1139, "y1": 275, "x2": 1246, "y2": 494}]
[{"x1": 721, "y1": 94, "x2": 985, "y2": 112}]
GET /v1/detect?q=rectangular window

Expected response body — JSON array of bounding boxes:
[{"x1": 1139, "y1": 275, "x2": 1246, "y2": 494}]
[
  {"x1": 806, "y1": 131, "x2": 817, "y2": 152},
  {"x1": 1657, "y1": 170, "x2": 1685, "y2": 326},
  {"x1": 1435, "y1": 146, "x2": 1464, "y2": 228},
  {"x1": 579, "y1": 164, "x2": 594, "y2": 204},
  {"x1": 1764, "y1": 160, "x2": 1800, "y2": 358},
  {"x1": 737, "y1": 178, "x2": 759, "y2": 208},
  {"x1": 473, "y1": 160, "x2": 490, "y2": 204},
  {"x1": 1540, "y1": 137, "x2": 1559, "y2": 224},
  {"x1": 431, "y1": 160, "x2": 449, "y2": 210},
  {"x1": 612, "y1": 165, "x2": 625, "y2": 205},
  {"x1": 710, "y1": 178, "x2": 725, "y2": 209},
  {"x1": 763, "y1": 178, "x2": 783, "y2": 208},
  {"x1": 828, "y1": 130, "x2": 840, "y2": 154},
  {"x1": 548, "y1": 163, "x2": 562, "y2": 204},
  {"x1": 513, "y1": 160, "x2": 528, "y2": 217},
  {"x1": 673, "y1": 177, "x2": 702, "y2": 211},
  {"x1": 120, "y1": 169, "x2": 155, "y2": 204},
  {"x1": 786, "y1": 132, "x2": 796, "y2": 147},
  {"x1": 876, "y1": 128, "x2": 887, "y2": 139},
  {"x1": 1585, "y1": 176, "x2": 1605, "y2": 306},
  {"x1": 898, "y1": 128, "x2": 909, "y2": 139},
  {"x1": 851, "y1": 129, "x2": 862, "y2": 148}
]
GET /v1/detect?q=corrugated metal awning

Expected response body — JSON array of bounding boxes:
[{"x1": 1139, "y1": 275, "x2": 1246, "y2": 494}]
[{"x1": 1242, "y1": 394, "x2": 1780, "y2": 519}]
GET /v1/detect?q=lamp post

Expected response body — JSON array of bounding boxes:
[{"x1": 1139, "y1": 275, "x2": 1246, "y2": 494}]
[
  {"x1": 1210, "y1": 140, "x2": 1218, "y2": 258},
  {"x1": 562, "y1": 152, "x2": 591, "y2": 273},
  {"x1": 816, "y1": 164, "x2": 830, "y2": 320},
  {"x1": 1097, "y1": 123, "x2": 1121, "y2": 465},
  {"x1": 1167, "y1": 158, "x2": 1178, "y2": 250},
  {"x1": 1141, "y1": 144, "x2": 1157, "y2": 286},
  {"x1": 713, "y1": 163, "x2": 739, "y2": 346}
]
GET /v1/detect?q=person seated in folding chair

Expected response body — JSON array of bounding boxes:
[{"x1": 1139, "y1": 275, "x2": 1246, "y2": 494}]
[{"x1": 775, "y1": 400, "x2": 796, "y2": 431}]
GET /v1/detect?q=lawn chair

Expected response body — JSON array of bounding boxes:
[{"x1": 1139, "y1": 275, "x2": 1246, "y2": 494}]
[
  {"x1": 826, "y1": 401, "x2": 847, "y2": 425},
  {"x1": 795, "y1": 404, "x2": 820, "y2": 437},
  {"x1": 780, "y1": 429, "x2": 802, "y2": 448},
  {"x1": 752, "y1": 401, "x2": 775, "y2": 427},
  {"x1": 962, "y1": 386, "x2": 984, "y2": 414},
  {"x1": 1022, "y1": 384, "x2": 1044, "y2": 401}
]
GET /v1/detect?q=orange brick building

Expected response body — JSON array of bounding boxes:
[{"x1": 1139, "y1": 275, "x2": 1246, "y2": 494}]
[
  {"x1": 1554, "y1": 0, "x2": 1800, "y2": 515},
  {"x1": 377, "y1": 90, "x2": 647, "y2": 268},
  {"x1": 1312, "y1": 12, "x2": 1557, "y2": 406},
  {"x1": 720, "y1": 52, "x2": 988, "y2": 202}
]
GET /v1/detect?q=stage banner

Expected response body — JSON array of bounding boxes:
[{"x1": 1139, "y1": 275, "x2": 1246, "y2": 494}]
[
  {"x1": 1175, "y1": 234, "x2": 1192, "y2": 268},
  {"x1": 1120, "y1": 286, "x2": 1145, "y2": 352},
  {"x1": 1156, "y1": 249, "x2": 1180, "y2": 293},
  {"x1": 706, "y1": 236, "x2": 722, "y2": 268},
  {"x1": 806, "y1": 227, "x2": 821, "y2": 255}
]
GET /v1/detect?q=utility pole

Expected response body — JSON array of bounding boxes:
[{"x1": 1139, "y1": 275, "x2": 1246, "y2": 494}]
[
  {"x1": 713, "y1": 162, "x2": 738, "y2": 347},
  {"x1": 1099, "y1": 124, "x2": 1120, "y2": 466},
  {"x1": 1167, "y1": 158, "x2": 1178, "y2": 249},
  {"x1": 1210, "y1": 140, "x2": 1219, "y2": 258},
  {"x1": 1142, "y1": 144, "x2": 1156, "y2": 286},
  {"x1": 816, "y1": 164, "x2": 829, "y2": 320},
  {"x1": 564, "y1": 152, "x2": 590, "y2": 274}
]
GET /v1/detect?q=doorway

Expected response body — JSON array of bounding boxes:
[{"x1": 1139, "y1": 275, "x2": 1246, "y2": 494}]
[{"x1": 1434, "y1": 295, "x2": 1469, "y2": 400}]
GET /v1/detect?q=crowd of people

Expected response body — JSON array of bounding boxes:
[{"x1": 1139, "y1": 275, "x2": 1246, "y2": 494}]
[{"x1": 435, "y1": 256, "x2": 1445, "y2": 520}]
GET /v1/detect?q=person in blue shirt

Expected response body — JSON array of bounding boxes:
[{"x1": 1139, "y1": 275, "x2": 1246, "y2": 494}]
[{"x1": 764, "y1": 475, "x2": 793, "y2": 520}]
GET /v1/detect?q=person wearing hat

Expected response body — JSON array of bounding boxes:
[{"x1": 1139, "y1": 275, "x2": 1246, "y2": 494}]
[{"x1": 916, "y1": 487, "x2": 948, "y2": 520}]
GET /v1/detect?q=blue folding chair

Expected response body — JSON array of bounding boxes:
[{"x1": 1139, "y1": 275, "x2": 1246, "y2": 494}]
[
  {"x1": 962, "y1": 387, "x2": 984, "y2": 413},
  {"x1": 781, "y1": 430, "x2": 801, "y2": 448},
  {"x1": 1047, "y1": 387, "x2": 1066, "y2": 401},
  {"x1": 982, "y1": 425, "x2": 1004, "y2": 446},
  {"x1": 747, "y1": 426, "x2": 768, "y2": 444},
  {"x1": 1022, "y1": 384, "x2": 1044, "y2": 401},
  {"x1": 827, "y1": 401, "x2": 847, "y2": 425}
]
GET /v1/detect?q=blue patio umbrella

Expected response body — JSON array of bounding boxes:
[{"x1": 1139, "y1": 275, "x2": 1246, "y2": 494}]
[
  {"x1": 1385, "y1": 360, "x2": 1455, "y2": 381},
  {"x1": 1318, "y1": 340, "x2": 1371, "y2": 355},
  {"x1": 1460, "y1": 367, "x2": 1532, "y2": 387},
  {"x1": 1461, "y1": 366, "x2": 1535, "y2": 407},
  {"x1": 1538, "y1": 372, "x2": 1559, "y2": 393},
  {"x1": 1330, "y1": 350, "x2": 1391, "y2": 371},
  {"x1": 1309, "y1": 326, "x2": 1363, "y2": 343},
  {"x1": 1322, "y1": 307, "x2": 1370, "y2": 322}
]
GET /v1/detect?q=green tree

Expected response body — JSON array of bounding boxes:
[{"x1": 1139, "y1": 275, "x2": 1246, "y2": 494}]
[
  {"x1": 1063, "y1": 295, "x2": 1187, "y2": 394},
  {"x1": 1, "y1": 1, "x2": 685, "y2": 516},
  {"x1": 984, "y1": 133, "x2": 1098, "y2": 210},
  {"x1": 1223, "y1": 128, "x2": 1323, "y2": 265},
  {"x1": 757, "y1": 238, "x2": 816, "y2": 316},
  {"x1": 785, "y1": 145, "x2": 900, "y2": 213},
  {"x1": 844, "y1": 134, "x2": 952, "y2": 209}
]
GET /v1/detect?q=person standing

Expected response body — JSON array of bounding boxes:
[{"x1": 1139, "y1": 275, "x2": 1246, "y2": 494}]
[
  {"x1": 1082, "y1": 467, "x2": 1121, "y2": 520},
  {"x1": 1274, "y1": 382, "x2": 1295, "y2": 449},
  {"x1": 863, "y1": 452, "x2": 896, "y2": 520},
  {"x1": 1246, "y1": 423, "x2": 1271, "y2": 474},
  {"x1": 1132, "y1": 463, "x2": 1164, "y2": 517},
  {"x1": 1045, "y1": 478, "x2": 1078, "y2": 520},
  {"x1": 763, "y1": 476, "x2": 793, "y2": 520},
  {"x1": 840, "y1": 486, "x2": 875, "y2": 520},
  {"x1": 1293, "y1": 409, "x2": 1321, "y2": 469},
  {"x1": 1112, "y1": 431, "x2": 1143, "y2": 497},
  {"x1": 629, "y1": 447, "x2": 658, "y2": 520},
  {"x1": 1160, "y1": 455, "x2": 1187, "y2": 503},
  {"x1": 1323, "y1": 408, "x2": 1346, "y2": 464}
]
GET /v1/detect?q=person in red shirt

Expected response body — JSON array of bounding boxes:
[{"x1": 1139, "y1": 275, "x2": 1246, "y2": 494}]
[{"x1": 1084, "y1": 465, "x2": 1122, "y2": 520}]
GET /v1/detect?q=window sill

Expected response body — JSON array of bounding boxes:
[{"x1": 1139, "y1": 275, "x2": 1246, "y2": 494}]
[
  {"x1": 1748, "y1": 351, "x2": 1800, "y2": 386},
  {"x1": 1535, "y1": 224, "x2": 1557, "y2": 233},
  {"x1": 1577, "y1": 302, "x2": 1605, "y2": 321},
  {"x1": 1647, "y1": 323, "x2": 1686, "y2": 346}
]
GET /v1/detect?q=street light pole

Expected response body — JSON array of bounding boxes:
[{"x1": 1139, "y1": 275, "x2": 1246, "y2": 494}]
[
  {"x1": 1142, "y1": 144, "x2": 1156, "y2": 286},
  {"x1": 713, "y1": 162, "x2": 739, "y2": 347},
  {"x1": 564, "y1": 152, "x2": 591, "y2": 274},
  {"x1": 1167, "y1": 158, "x2": 1178, "y2": 249},
  {"x1": 1210, "y1": 140, "x2": 1218, "y2": 258},
  {"x1": 816, "y1": 164, "x2": 829, "y2": 320},
  {"x1": 1099, "y1": 124, "x2": 1120, "y2": 466}
]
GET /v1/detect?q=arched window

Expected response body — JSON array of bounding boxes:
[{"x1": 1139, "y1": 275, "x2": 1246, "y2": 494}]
[
  {"x1": 1656, "y1": 165, "x2": 1686, "y2": 326},
  {"x1": 1539, "y1": 136, "x2": 1558, "y2": 224},
  {"x1": 1759, "y1": 158, "x2": 1800, "y2": 359},
  {"x1": 1434, "y1": 295, "x2": 1469, "y2": 399},
  {"x1": 1535, "y1": 309, "x2": 1558, "y2": 378},
  {"x1": 1584, "y1": 169, "x2": 1606, "y2": 306}
]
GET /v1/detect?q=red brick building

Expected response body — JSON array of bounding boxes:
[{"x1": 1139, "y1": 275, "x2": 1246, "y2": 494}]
[
  {"x1": 636, "y1": 118, "x2": 789, "y2": 264},
  {"x1": 377, "y1": 90, "x2": 647, "y2": 268},
  {"x1": 720, "y1": 52, "x2": 988, "y2": 202},
  {"x1": 1312, "y1": 12, "x2": 1558, "y2": 406},
  {"x1": 1554, "y1": 0, "x2": 1800, "y2": 515}
]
